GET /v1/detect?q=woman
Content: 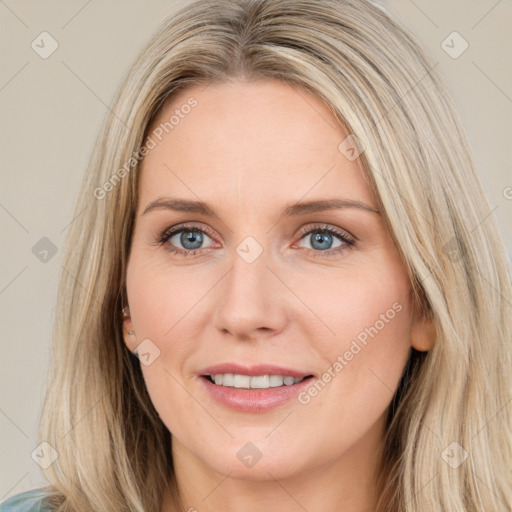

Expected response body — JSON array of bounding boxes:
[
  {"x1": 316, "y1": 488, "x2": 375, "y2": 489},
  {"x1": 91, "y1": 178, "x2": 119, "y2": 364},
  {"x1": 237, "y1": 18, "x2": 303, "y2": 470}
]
[{"x1": 2, "y1": 0, "x2": 511, "y2": 510}]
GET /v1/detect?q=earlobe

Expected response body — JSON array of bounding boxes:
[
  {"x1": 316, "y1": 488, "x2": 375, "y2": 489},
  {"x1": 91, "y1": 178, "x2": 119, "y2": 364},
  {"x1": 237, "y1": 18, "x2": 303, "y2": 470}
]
[
  {"x1": 411, "y1": 314, "x2": 436, "y2": 352},
  {"x1": 121, "y1": 306, "x2": 137, "y2": 351}
]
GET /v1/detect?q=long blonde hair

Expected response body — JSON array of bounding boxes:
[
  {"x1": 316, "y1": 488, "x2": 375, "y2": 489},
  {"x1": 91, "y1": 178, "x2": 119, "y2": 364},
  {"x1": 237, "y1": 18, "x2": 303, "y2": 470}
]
[{"x1": 36, "y1": 0, "x2": 512, "y2": 510}]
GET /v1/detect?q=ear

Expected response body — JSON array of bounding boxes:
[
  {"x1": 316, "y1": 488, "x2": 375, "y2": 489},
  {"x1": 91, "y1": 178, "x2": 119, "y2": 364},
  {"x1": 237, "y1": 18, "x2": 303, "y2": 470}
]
[
  {"x1": 410, "y1": 303, "x2": 436, "y2": 352},
  {"x1": 121, "y1": 306, "x2": 137, "y2": 352}
]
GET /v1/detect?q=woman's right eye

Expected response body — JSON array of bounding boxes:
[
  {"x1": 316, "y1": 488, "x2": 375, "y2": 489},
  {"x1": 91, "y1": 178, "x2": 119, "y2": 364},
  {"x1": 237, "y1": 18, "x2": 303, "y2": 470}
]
[{"x1": 157, "y1": 224, "x2": 216, "y2": 256}]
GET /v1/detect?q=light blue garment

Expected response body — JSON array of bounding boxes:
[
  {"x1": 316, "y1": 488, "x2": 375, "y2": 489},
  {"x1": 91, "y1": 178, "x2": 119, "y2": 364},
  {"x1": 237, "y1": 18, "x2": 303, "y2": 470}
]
[{"x1": 0, "y1": 489, "x2": 52, "y2": 512}]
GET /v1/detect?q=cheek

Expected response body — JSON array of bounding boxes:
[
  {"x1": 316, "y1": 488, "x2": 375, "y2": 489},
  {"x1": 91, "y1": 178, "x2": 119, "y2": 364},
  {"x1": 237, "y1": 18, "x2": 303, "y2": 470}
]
[
  {"x1": 296, "y1": 264, "x2": 413, "y2": 423},
  {"x1": 303, "y1": 260, "x2": 412, "y2": 351},
  {"x1": 125, "y1": 253, "x2": 219, "y2": 404},
  {"x1": 126, "y1": 255, "x2": 212, "y2": 339}
]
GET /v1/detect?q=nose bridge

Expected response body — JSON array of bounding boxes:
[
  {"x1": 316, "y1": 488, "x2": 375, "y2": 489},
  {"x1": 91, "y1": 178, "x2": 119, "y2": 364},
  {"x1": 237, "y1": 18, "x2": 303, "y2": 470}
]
[
  {"x1": 213, "y1": 234, "x2": 288, "y2": 337},
  {"x1": 231, "y1": 236, "x2": 269, "y2": 293}
]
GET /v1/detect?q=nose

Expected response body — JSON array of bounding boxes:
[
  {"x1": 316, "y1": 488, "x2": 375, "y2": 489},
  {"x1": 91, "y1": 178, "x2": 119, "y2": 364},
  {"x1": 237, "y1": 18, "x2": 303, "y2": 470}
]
[{"x1": 213, "y1": 245, "x2": 290, "y2": 341}]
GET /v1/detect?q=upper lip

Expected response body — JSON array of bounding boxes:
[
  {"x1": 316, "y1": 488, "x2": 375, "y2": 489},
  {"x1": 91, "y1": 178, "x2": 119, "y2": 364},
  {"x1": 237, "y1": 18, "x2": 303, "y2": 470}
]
[{"x1": 198, "y1": 363, "x2": 314, "y2": 379}]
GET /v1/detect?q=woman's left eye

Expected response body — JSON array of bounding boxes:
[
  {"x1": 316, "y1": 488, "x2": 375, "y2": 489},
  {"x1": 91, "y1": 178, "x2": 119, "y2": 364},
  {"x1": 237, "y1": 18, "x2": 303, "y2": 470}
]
[
  {"x1": 294, "y1": 224, "x2": 355, "y2": 256},
  {"x1": 155, "y1": 223, "x2": 355, "y2": 257}
]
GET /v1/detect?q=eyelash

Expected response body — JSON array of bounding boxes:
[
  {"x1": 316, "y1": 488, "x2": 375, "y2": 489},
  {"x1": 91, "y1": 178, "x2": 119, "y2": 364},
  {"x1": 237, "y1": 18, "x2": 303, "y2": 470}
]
[{"x1": 154, "y1": 222, "x2": 355, "y2": 258}]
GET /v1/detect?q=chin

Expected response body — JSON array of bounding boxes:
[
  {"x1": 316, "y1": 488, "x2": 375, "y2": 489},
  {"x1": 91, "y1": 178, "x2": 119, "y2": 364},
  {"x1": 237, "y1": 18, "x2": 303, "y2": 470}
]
[
  {"x1": 179, "y1": 434, "x2": 310, "y2": 481},
  {"x1": 206, "y1": 454, "x2": 304, "y2": 481}
]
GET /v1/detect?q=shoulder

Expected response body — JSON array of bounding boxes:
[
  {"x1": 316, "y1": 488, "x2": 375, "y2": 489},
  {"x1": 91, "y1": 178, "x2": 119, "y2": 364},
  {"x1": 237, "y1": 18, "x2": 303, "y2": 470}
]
[{"x1": 0, "y1": 489, "x2": 52, "y2": 512}]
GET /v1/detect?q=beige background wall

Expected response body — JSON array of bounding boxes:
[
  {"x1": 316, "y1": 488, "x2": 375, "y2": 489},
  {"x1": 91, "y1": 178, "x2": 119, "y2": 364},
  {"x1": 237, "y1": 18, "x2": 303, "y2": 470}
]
[{"x1": 1, "y1": 0, "x2": 511, "y2": 501}]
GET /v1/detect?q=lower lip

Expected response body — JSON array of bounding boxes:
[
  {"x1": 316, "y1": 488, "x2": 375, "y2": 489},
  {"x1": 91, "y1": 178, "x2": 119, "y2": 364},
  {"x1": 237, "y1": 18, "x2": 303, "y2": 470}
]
[{"x1": 199, "y1": 376, "x2": 314, "y2": 413}]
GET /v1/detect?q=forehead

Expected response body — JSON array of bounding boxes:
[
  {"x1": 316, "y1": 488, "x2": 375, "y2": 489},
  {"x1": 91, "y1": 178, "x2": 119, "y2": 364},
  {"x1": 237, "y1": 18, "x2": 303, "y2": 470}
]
[{"x1": 138, "y1": 79, "x2": 374, "y2": 209}]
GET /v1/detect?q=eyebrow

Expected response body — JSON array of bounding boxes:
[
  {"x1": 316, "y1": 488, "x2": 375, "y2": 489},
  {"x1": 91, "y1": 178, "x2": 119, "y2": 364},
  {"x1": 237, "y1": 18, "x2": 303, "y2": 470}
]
[{"x1": 142, "y1": 197, "x2": 380, "y2": 217}]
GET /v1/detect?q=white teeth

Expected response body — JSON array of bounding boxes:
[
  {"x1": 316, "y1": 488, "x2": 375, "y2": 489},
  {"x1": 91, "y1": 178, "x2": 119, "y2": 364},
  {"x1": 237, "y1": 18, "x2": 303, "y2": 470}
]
[
  {"x1": 269, "y1": 375, "x2": 284, "y2": 387},
  {"x1": 210, "y1": 374, "x2": 305, "y2": 389},
  {"x1": 223, "y1": 373, "x2": 234, "y2": 386},
  {"x1": 250, "y1": 375, "x2": 270, "y2": 388},
  {"x1": 233, "y1": 374, "x2": 251, "y2": 388}
]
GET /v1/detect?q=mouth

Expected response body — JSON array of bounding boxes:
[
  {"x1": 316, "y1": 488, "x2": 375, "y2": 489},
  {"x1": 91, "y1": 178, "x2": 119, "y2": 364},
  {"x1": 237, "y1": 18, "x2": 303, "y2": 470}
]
[
  {"x1": 202, "y1": 373, "x2": 312, "y2": 389},
  {"x1": 197, "y1": 364, "x2": 316, "y2": 413}
]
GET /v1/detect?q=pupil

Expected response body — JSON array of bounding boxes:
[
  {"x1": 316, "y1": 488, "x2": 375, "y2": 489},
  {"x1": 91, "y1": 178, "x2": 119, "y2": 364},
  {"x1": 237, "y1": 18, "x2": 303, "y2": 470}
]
[
  {"x1": 182, "y1": 230, "x2": 202, "y2": 249},
  {"x1": 312, "y1": 232, "x2": 331, "y2": 250}
]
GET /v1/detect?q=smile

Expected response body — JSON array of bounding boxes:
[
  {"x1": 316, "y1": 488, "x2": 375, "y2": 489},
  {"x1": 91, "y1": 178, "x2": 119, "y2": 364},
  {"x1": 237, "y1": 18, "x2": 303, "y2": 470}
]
[
  {"x1": 198, "y1": 364, "x2": 315, "y2": 413},
  {"x1": 207, "y1": 374, "x2": 305, "y2": 388}
]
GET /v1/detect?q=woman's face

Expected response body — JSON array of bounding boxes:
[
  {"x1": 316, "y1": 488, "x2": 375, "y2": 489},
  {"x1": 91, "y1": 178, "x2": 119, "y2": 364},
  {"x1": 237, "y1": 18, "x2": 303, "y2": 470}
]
[{"x1": 124, "y1": 79, "x2": 433, "y2": 482}]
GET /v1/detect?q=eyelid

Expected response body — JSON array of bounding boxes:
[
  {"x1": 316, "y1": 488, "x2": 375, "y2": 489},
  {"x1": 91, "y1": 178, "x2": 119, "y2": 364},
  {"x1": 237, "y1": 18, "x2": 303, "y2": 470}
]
[
  {"x1": 160, "y1": 222, "x2": 217, "y2": 242},
  {"x1": 157, "y1": 222, "x2": 219, "y2": 250},
  {"x1": 295, "y1": 223, "x2": 356, "y2": 244}
]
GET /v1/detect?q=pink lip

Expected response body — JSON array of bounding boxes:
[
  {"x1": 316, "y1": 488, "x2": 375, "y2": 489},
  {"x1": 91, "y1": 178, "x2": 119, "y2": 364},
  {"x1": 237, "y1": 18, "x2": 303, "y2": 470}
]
[
  {"x1": 198, "y1": 363, "x2": 312, "y2": 379},
  {"x1": 197, "y1": 363, "x2": 315, "y2": 413}
]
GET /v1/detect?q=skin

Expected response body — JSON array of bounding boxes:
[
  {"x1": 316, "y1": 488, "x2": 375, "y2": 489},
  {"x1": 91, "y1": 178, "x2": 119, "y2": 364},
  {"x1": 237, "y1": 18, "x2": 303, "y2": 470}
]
[{"x1": 122, "y1": 78, "x2": 435, "y2": 512}]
